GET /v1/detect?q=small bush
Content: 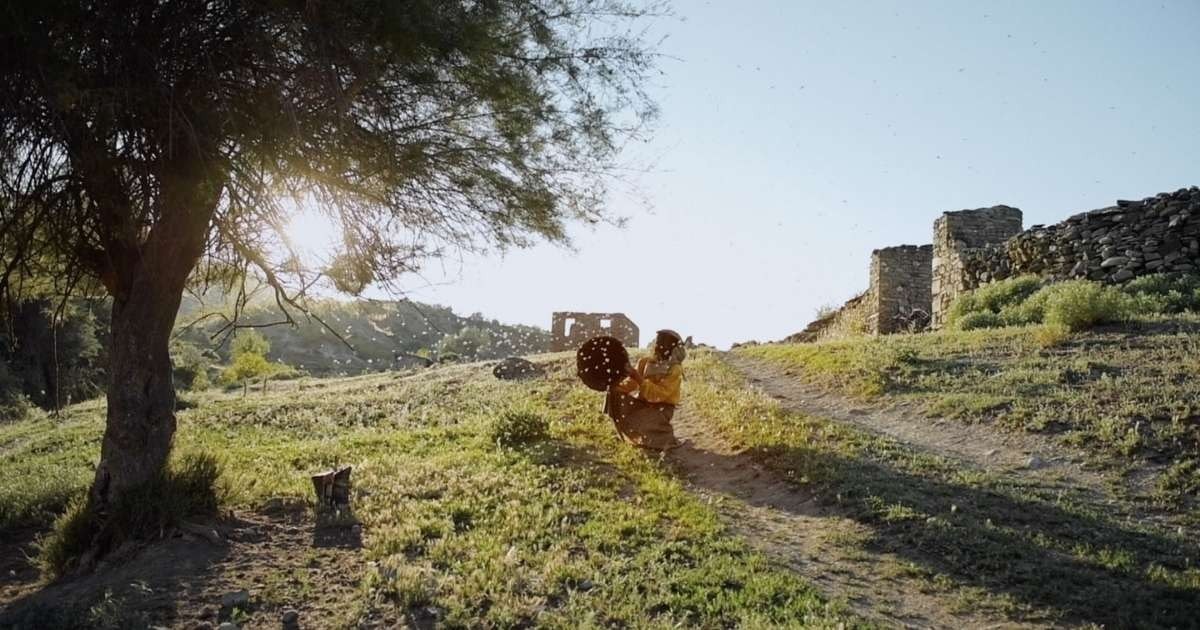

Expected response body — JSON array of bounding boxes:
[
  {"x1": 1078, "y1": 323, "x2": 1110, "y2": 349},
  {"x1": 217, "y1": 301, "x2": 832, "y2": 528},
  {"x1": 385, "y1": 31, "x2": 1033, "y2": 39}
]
[
  {"x1": 1032, "y1": 324, "x2": 1071, "y2": 348},
  {"x1": 0, "y1": 360, "x2": 31, "y2": 423},
  {"x1": 38, "y1": 452, "x2": 225, "y2": 576},
  {"x1": 1040, "y1": 281, "x2": 1134, "y2": 332},
  {"x1": 946, "y1": 275, "x2": 1044, "y2": 328},
  {"x1": 955, "y1": 311, "x2": 1005, "y2": 331},
  {"x1": 487, "y1": 407, "x2": 550, "y2": 448},
  {"x1": 1120, "y1": 273, "x2": 1200, "y2": 314}
]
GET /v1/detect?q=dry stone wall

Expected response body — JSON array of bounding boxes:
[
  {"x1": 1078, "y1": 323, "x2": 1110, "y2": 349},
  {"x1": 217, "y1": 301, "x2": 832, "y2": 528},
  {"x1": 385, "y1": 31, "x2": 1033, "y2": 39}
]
[
  {"x1": 932, "y1": 187, "x2": 1200, "y2": 326},
  {"x1": 786, "y1": 186, "x2": 1200, "y2": 341},
  {"x1": 930, "y1": 206, "x2": 1024, "y2": 328}
]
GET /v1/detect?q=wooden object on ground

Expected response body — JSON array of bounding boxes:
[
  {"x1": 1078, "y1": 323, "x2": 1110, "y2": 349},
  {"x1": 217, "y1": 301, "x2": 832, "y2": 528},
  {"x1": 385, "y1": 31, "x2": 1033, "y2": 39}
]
[{"x1": 311, "y1": 466, "x2": 352, "y2": 508}]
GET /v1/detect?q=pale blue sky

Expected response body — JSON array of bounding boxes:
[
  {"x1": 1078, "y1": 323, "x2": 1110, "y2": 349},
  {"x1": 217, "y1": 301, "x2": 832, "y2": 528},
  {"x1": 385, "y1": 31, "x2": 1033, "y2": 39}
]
[{"x1": 376, "y1": 1, "x2": 1200, "y2": 348}]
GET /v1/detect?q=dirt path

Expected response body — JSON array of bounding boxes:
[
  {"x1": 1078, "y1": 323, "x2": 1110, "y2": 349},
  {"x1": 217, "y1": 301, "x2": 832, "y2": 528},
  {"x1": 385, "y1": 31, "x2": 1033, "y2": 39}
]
[
  {"x1": 668, "y1": 409, "x2": 1036, "y2": 629},
  {"x1": 721, "y1": 354, "x2": 1112, "y2": 497},
  {"x1": 663, "y1": 353, "x2": 1123, "y2": 628}
]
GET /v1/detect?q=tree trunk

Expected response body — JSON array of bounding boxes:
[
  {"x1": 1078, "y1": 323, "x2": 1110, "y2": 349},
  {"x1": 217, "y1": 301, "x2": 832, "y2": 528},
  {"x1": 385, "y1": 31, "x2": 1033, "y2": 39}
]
[{"x1": 89, "y1": 268, "x2": 189, "y2": 511}]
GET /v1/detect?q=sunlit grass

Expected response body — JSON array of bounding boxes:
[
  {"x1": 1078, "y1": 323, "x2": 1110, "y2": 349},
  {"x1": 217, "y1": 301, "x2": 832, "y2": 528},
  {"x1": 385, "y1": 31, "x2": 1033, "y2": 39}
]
[
  {"x1": 683, "y1": 352, "x2": 1200, "y2": 628},
  {"x1": 2, "y1": 356, "x2": 858, "y2": 627},
  {"x1": 739, "y1": 317, "x2": 1200, "y2": 507}
]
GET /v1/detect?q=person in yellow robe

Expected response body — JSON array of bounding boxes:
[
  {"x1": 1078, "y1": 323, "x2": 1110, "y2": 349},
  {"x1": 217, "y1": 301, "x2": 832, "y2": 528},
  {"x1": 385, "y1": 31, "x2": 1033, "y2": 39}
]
[{"x1": 604, "y1": 329, "x2": 686, "y2": 450}]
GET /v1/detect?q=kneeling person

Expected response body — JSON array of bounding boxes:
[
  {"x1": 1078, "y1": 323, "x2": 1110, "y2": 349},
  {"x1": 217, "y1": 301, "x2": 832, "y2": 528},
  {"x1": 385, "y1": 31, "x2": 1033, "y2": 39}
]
[{"x1": 604, "y1": 329, "x2": 686, "y2": 450}]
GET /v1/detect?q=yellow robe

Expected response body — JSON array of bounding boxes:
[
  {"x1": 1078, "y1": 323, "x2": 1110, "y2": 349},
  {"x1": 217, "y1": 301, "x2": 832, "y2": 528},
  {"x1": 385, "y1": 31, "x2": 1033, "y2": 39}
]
[
  {"x1": 606, "y1": 357, "x2": 683, "y2": 450},
  {"x1": 616, "y1": 357, "x2": 683, "y2": 405}
]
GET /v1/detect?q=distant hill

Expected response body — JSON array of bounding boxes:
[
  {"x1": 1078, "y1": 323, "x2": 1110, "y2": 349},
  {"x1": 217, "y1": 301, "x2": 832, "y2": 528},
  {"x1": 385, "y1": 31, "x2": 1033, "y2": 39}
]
[{"x1": 176, "y1": 297, "x2": 549, "y2": 376}]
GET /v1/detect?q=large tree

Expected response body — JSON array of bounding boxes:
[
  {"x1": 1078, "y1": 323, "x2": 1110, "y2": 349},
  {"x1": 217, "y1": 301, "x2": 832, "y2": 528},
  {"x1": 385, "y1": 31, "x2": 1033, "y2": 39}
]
[{"x1": 0, "y1": 0, "x2": 658, "y2": 513}]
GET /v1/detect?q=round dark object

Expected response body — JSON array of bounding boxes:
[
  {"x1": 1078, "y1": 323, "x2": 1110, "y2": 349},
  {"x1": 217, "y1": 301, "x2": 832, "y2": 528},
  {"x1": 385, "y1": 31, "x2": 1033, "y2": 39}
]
[
  {"x1": 493, "y1": 357, "x2": 544, "y2": 381},
  {"x1": 575, "y1": 336, "x2": 630, "y2": 392}
]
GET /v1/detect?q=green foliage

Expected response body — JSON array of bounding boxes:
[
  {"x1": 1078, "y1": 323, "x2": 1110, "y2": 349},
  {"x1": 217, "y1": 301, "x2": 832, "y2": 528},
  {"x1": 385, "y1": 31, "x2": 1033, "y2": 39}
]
[
  {"x1": 956, "y1": 311, "x2": 1005, "y2": 331},
  {"x1": 231, "y1": 330, "x2": 270, "y2": 357},
  {"x1": 0, "y1": 299, "x2": 107, "y2": 411},
  {"x1": 176, "y1": 297, "x2": 551, "y2": 376},
  {"x1": 1039, "y1": 281, "x2": 1134, "y2": 332},
  {"x1": 486, "y1": 407, "x2": 550, "y2": 449},
  {"x1": 437, "y1": 326, "x2": 493, "y2": 361},
  {"x1": 950, "y1": 277, "x2": 1143, "y2": 333},
  {"x1": 947, "y1": 275, "x2": 1045, "y2": 327},
  {"x1": 170, "y1": 339, "x2": 212, "y2": 392},
  {"x1": 3, "y1": 359, "x2": 852, "y2": 626},
  {"x1": 1119, "y1": 273, "x2": 1200, "y2": 313},
  {"x1": 38, "y1": 452, "x2": 223, "y2": 577},
  {"x1": 0, "y1": 358, "x2": 31, "y2": 423},
  {"x1": 221, "y1": 331, "x2": 288, "y2": 394}
]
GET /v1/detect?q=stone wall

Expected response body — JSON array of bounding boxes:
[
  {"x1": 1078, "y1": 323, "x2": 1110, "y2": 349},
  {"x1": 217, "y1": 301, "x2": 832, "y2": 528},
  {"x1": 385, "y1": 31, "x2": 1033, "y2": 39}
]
[
  {"x1": 931, "y1": 187, "x2": 1200, "y2": 326},
  {"x1": 930, "y1": 206, "x2": 1024, "y2": 328},
  {"x1": 550, "y1": 312, "x2": 639, "y2": 352},
  {"x1": 869, "y1": 245, "x2": 933, "y2": 334},
  {"x1": 784, "y1": 186, "x2": 1200, "y2": 342}
]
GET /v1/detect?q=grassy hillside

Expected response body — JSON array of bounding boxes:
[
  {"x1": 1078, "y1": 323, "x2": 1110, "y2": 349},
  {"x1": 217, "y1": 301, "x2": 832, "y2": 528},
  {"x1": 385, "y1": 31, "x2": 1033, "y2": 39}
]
[
  {"x1": 6, "y1": 318, "x2": 1200, "y2": 627},
  {"x1": 740, "y1": 316, "x2": 1200, "y2": 513},
  {"x1": 1, "y1": 355, "x2": 854, "y2": 628},
  {"x1": 689, "y1": 351, "x2": 1200, "y2": 627},
  {"x1": 177, "y1": 298, "x2": 551, "y2": 376}
]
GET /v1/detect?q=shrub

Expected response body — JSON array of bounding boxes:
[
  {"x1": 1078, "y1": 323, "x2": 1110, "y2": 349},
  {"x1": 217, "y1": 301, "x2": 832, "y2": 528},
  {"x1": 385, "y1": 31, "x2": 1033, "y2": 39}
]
[
  {"x1": 1119, "y1": 273, "x2": 1200, "y2": 314},
  {"x1": 487, "y1": 407, "x2": 550, "y2": 449},
  {"x1": 38, "y1": 452, "x2": 224, "y2": 576},
  {"x1": 955, "y1": 311, "x2": 1005, "y2": 331},
  {"x1": 1032, "y1": 324, "x2": 1071, "y2": 348},
  {"x1": 946, "y1": 275, "x2": 1044, "y2": 328},
  {"x1": 1040, "y1": 281, "x2": 1134, "y2": 332},
  {"x1": 0, "y1": 358, "x2": 31, "y2": 422}
]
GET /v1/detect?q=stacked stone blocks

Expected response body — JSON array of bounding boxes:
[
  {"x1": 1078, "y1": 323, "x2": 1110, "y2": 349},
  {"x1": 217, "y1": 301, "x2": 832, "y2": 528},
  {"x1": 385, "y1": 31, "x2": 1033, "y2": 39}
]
[{"x1": 869, "y1": 245, "x2": 933, "y2": 334}]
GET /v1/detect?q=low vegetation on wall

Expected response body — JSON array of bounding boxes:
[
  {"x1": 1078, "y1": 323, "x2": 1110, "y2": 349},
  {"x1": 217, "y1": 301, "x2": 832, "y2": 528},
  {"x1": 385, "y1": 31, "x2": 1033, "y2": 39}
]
[
  {"x1": 783, "y1": 293, "x2": 870, "y2": 343},
  {"x1": 945, "y1": 273, "x2": 1200, "y2": 334}
]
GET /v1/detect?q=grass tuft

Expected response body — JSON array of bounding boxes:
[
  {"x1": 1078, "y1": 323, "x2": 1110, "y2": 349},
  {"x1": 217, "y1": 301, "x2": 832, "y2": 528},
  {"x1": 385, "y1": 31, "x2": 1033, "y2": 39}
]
[
  {"x1": 486, "y1": 406, "x2": 550, "y2": 449},
  {"x1": 37, "y1": 451, "x2": 224, "y2": 577}
]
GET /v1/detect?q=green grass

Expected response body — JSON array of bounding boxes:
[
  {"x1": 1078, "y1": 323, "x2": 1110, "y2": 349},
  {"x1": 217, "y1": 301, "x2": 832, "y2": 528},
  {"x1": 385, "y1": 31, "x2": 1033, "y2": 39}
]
[
  {"x1": 685, "y1": 352, "x2": 1200, "y2": 628},
  {"x1": 1, "y1": 357, "x2": 858, "y2": 628},
  {"x1": 740, "y1": 317, "x2": 1200, "y2": 509}
]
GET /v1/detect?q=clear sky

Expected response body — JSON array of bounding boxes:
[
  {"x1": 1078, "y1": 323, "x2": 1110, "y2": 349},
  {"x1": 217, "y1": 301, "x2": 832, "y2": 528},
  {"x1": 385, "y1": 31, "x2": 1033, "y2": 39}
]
[{"x1": 356, "y1": 1, "x2": 1200, "y2": 349}]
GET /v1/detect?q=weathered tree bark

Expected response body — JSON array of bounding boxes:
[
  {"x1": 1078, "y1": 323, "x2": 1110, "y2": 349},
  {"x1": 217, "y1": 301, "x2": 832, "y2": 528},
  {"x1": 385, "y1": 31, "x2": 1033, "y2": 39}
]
[
  {"x1": 87, "y1": 160, "x2": 221, "y2": 512},
  {"x1": 89, "y1": 266, "x2": 189, "y2": 510}
]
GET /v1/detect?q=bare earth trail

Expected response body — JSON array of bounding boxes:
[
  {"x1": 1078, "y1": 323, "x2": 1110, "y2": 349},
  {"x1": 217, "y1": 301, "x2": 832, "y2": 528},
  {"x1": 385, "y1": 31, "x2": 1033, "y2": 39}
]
[
  {"x1": 664, "y1": 353, "x2": 1121, "y2": 629},
  {"x1": 668, "y1": 409, "x2": 1029, "y2": 629},
  {"x1": 721, "y1": 353, "x2": 1114, "y2": 497}
]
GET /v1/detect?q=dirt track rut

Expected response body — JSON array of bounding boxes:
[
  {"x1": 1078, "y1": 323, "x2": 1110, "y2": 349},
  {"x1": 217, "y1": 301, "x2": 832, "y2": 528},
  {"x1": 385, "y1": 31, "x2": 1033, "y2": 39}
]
[{"x1": 661, "y1": 353, "x2": 1110, "y2": 629}]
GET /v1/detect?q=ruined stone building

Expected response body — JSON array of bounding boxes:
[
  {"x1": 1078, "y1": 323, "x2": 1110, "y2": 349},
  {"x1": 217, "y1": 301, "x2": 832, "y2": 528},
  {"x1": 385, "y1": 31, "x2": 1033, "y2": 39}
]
[
  {"x1": 550, "y1": 312, "x2": 639, "y2": 352},
  {"x1": 794, "y1": 186, "x2": 1200, "y2": 340}
]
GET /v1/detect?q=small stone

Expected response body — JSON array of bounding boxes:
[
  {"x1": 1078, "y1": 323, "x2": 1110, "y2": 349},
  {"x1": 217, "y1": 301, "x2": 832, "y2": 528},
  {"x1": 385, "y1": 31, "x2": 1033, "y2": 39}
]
[
  {"x1": 220, "y1": 589, "x2": 251, "y2": 608},
  {"x1": 194, "y1": 624, "x2": 214, "y2": 630},
  {"x1": 1026, "y1": 455, "x2": 1045, "y2": 469},
  {"x1": 1100, "y1": 256, "x2": 1129, "y2": 268},
  {"x1": 198, "y1": 606, "x2": 217, "y2": 619},
  {"x1": 282, "y1": 609, "x2": 300, "y2": 626},
  {"x1": 1111, "y1": 269, "x2": 1135, "y2": 282},
  {"x1": 217, "y1": 623, "x2": 239, "y2": 630}
]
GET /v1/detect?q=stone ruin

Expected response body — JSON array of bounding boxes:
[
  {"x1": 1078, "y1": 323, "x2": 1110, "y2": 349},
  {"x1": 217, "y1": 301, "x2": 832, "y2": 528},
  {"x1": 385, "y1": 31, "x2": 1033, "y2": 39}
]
[
  {"x1": 550, "y1": 312, "x2": 639, "y2": 352},
  {"x1": 792, "y1": 186, "x2": 1200, "y2": 340},
  {"x1": 931, "y1": 206, "x2": 1024, "y2": 328},
  {"x1": 870, "y1": 244, "x2": 933, "y2": 334}
]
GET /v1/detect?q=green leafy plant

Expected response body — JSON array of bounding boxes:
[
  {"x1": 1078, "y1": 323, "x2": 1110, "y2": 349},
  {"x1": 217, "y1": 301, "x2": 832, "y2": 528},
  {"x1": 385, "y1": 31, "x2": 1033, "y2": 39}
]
[{"x1": 487, "y1": 407, "x2": 550, "y2": 449}]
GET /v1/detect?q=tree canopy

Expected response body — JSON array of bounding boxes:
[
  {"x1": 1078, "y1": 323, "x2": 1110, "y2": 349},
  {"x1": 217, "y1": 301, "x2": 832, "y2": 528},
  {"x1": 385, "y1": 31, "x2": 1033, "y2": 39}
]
[
  {"x1": 1, "y1": 0, "x2": 660, "y2": 308},
  {"x1": 0, "y1": 0, "x2": 661, "y2": 515}
]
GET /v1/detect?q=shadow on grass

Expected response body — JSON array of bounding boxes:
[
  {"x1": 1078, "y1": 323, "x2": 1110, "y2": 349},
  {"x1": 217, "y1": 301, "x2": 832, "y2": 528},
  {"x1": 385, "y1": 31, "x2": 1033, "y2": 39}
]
[{"x1": 687, "y1": 439, "x2": 1200, "y2": 628}]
